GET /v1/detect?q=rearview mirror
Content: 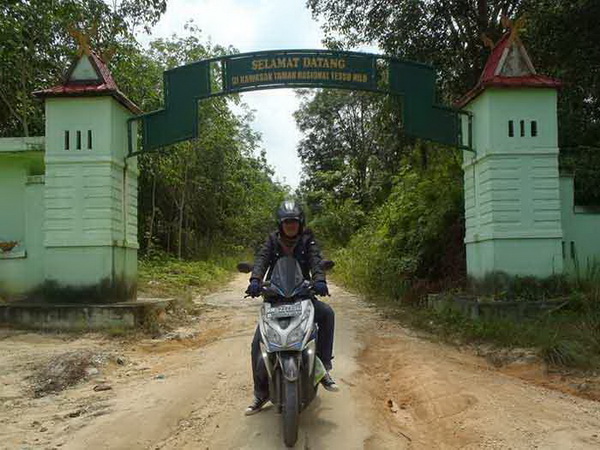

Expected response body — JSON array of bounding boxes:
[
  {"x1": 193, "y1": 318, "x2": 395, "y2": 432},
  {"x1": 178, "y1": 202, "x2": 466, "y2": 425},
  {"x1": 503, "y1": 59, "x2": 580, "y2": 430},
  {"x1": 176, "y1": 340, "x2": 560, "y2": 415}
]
[
  {"x1": 320, "y1": 260, "x2": 335, "y2": 271},
  {"x1": 237, "y1": 262, "x2": 254, "y2": 273}
]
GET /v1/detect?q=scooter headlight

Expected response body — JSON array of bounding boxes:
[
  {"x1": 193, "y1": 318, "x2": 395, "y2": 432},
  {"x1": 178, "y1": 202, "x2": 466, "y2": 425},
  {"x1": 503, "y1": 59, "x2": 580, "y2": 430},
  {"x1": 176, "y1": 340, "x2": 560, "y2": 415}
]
[
  {"x1": 287, "y1": 314, "x2": 309, "y2": 345},
  {"x1": 265, "y1": 325, "x2": 282, "y2": 345},
  {"x1": 287, "y1": 325, "x2": 305, "y2": 344}
]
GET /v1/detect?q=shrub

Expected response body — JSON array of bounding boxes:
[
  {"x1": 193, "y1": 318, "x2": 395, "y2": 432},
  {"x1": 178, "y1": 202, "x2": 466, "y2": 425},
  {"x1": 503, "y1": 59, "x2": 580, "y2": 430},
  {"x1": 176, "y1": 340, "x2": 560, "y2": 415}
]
[
  {"x1": 467, "y1": 272, "x2": 571, "y2": 302},
  {"x1": 309, "y1": 198, "x2": 366, "y2": 247},
  {"x1": 333, "y1": 151, "x2": 465, "y2": 302}
]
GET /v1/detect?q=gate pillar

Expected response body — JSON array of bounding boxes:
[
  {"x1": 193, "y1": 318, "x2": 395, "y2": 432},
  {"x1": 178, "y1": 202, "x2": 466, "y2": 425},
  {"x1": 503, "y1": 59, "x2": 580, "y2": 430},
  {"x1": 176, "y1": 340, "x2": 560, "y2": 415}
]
[
  {"x1": 34, "y1": 51, "x2": 141, "y2": 302},
  {"x1": 458, "y1": 31, "x2": 563, "y2": 278}
]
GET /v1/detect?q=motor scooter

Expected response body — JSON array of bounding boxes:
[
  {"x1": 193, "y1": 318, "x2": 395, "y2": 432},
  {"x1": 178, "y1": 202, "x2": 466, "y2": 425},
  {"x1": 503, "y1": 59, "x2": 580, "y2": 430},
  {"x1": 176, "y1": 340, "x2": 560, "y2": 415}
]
[{"x1": 238, "y1": 256, "x2": 334, "y2": 447}]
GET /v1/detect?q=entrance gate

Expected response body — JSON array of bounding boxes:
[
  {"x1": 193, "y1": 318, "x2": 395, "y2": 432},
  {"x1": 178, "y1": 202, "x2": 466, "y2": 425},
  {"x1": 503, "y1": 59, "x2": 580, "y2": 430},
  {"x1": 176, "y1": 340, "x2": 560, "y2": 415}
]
[
  {"x1": 1, "y1": 33, "x2": 578, "y2": 304},
  {"x1": 129, "y1": 50, "x2": 463, "y2": 155}
]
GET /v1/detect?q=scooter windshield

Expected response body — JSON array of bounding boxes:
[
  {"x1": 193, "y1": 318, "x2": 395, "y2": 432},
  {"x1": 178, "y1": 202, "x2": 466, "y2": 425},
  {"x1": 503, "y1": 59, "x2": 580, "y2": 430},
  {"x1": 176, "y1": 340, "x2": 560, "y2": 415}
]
[{"x1": 269, "y1": 256, "x2": 305, "y2": 298}]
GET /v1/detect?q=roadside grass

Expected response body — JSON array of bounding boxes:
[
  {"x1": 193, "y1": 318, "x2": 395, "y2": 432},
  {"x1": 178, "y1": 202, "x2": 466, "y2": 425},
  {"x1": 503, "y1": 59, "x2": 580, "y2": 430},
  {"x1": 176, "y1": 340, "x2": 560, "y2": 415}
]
[
  {"x1": 394, "y1": 305, "x2": 600, "y2": 368},
  {"x1": 138, "y1": 251, "x2": 248, "y2": 332},
  {"x1": 350, "y1": 290, "x2": 600, "y2": 370},
  {"x1": 331, "y1": 254, "x2": 600, "y2": 370},
  {"x1": 138, "y1": 251, "x2": 245, "y2": 299}
]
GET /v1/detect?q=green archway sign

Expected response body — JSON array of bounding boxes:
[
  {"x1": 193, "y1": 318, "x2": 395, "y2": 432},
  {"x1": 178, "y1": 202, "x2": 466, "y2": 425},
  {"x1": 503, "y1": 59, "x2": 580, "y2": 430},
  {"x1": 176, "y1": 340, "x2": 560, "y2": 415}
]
[{"x1": 130, "y1": 50, "x2": 462, "y2": 155}]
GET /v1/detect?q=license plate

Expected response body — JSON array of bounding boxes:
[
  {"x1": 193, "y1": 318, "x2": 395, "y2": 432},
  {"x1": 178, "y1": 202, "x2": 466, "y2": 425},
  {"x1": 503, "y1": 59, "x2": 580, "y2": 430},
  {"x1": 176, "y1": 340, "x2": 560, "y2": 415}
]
[{"x1": 267, "y1": 303, "x2": 302, "y2": 319}]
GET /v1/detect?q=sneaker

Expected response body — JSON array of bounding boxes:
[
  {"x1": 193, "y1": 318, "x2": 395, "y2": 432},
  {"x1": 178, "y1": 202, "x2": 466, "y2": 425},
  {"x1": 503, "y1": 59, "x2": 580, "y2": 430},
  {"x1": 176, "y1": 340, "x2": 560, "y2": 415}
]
[
  {"x1": 244, "y1": 396, "x2": 268, "y2": 416},
  {"x1": 320, "y1": 372, "x2": 339, "y2": 392}
]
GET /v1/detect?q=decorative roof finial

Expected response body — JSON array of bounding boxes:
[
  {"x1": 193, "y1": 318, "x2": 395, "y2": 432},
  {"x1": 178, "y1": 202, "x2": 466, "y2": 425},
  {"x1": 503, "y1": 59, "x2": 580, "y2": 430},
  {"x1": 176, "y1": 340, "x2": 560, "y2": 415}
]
[
  {"x1": 501, "y1": 14, "x2": 527, "y2": 45},
  {"x1": 67, "y1": 22, "x2": 99, "y2": 56}
]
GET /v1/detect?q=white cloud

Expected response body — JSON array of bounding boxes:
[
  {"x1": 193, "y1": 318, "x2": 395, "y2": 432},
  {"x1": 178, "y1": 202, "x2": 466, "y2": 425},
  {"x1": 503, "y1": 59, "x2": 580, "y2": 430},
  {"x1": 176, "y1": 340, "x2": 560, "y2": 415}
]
[
  {"x1": 138, "y1": 0, "x2": 381, "y2": 188},
  {"x1": 232, "y1": 89, "x2": 304, "y2": 188}
]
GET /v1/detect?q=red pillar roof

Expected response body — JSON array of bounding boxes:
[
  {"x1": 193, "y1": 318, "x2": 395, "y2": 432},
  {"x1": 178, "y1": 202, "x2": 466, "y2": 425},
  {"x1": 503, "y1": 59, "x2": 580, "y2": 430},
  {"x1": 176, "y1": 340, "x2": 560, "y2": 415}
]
[
  {"x1": 33, "y1": 51, "x2": 141, "y2": 115},
  {"x1": 456, "y1": 31, "x2": 561, "y2": 108}
]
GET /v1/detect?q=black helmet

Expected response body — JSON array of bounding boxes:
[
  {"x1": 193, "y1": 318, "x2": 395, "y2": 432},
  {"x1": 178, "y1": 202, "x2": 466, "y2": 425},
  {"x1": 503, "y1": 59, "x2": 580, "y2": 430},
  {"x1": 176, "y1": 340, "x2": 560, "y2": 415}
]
[{"x1": 276, "y1": 200, "x2": 305, "y2": 228}]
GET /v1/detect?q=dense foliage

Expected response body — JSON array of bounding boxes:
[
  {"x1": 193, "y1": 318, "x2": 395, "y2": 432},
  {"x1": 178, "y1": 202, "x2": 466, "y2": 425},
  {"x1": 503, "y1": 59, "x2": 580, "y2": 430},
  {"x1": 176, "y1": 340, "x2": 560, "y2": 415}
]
[
  {"x1": 309, "y1": 0, "x2": 520, "y2": 99},
  {"x1": 333, "y1": 151, "x2": 465, "y2": 300},
  {"x1": 307, "y1": 0, "x2": 600, "y2": 204},
  {"x1": 300, "y1": 0, "x2": 600, "y2": 301},
  {"x1": 0, "y1": 3, "x2": 284, "y2": 259}
]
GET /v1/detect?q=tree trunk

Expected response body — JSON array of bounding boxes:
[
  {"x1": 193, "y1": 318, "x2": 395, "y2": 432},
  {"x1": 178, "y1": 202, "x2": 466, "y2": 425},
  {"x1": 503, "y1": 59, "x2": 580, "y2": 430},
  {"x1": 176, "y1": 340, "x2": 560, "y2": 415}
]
[
  {"x1": 477, "y1": 0, "x2": 489, "y2": 34},
  {"x1": 177, "y1": 165, "x2": 189, "y2": 260},
  {"x1": 184, "y1": 199, "x2": 190, "y2": 256},
  {"x1": 0, "y1": 87, "x2": 28, "y2": 137},
  {"x1": 20, "y1": 66, "x2": 30, "y2": 136},
  {"x1": 146, "y1": 175, "x2": 157, "y2": 251}
]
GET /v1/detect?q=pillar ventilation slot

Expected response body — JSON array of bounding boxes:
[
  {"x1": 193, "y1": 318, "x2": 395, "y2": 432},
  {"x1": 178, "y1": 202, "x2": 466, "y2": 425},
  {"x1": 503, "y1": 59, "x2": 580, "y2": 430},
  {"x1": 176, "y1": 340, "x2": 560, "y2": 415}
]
[
  {"x1": 64, "y1": 130, "x2": 70, "y2": 150},
  {"x1": 508, "y1": 120, "x2": 514, "y2": 137},
  {"x1": 520, "y1": 120, "x2": 525, "y2": 137},
  {"x1": 76, "y1": 130, "x2": 81, "y2": 149},
  {"x1": 531, "y1": 121, "x2": 538, "y2": 137},
  {"x1": 87, "y1": 130, "x2": 93, "y2": 149}
]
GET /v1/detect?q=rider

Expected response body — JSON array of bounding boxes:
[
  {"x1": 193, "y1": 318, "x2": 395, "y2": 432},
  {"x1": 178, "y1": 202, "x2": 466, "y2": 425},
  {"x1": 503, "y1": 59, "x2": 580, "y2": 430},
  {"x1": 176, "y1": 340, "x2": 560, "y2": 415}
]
[{"x1": 245, "y1": 200, "x2": 339, "y2": 415}]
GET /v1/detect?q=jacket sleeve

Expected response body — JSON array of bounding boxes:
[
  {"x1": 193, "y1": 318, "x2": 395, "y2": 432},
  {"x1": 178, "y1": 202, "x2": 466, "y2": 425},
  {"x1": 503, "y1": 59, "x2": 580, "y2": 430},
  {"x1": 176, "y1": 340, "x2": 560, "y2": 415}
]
[
  {"x1": 251, "y1": 234, "x2": 275, "y2": 281},
  {"x1": 306, "y1": 232, "x2": 326, "y2": 282}
]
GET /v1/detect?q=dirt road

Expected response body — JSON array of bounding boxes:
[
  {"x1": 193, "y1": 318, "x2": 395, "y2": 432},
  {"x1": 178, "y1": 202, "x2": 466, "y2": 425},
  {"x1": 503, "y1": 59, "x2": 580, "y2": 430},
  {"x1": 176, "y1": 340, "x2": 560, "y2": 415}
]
[{"x1": 1, "y1": 274, "x2": 600, "y2": 449}]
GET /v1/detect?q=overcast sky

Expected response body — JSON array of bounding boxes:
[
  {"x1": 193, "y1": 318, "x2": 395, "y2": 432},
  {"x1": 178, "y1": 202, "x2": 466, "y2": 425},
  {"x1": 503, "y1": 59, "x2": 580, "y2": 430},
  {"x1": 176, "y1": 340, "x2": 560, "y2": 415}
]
[{"x1": 140, "y1": 0, "x2": 377, "y2": 188}]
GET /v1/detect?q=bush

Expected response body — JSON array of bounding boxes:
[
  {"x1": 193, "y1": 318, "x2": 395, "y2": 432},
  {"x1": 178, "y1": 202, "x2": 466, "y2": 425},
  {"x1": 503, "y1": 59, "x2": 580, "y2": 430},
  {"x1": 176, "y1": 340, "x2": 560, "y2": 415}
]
[
  {"x1": 309, "y1": 198, "x2": 366, "y2": 247},
  {"x1": 333, "y1": 151, "x2": 465, "y2": 302}
]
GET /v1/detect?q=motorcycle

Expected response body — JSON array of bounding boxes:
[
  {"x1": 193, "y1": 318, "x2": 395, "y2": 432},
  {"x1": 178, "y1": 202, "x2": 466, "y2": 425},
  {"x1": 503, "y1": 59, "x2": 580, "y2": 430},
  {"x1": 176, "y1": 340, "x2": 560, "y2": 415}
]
[{"x1": 237, "y1": 256, "x2": 334, "y2": 448}]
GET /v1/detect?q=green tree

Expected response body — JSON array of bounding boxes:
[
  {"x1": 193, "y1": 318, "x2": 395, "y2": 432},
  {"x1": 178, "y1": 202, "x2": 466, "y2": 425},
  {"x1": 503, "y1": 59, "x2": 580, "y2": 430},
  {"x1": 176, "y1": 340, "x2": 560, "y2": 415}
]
[
  {"x1": 295, "y1": 89, "x2": 382, "y2": 205},
  {"x1": 308, "y1": 0, "x2": 600, "y2": 204},
  {"x1": 294, "y1": 88, "x2": 421, "y2": 245},
  {"x1": 0, "y1": 0, "x2": 166, "y2": 137},
  {"x1": 308, "y1": 0, "x2": 523, "y2": 99},
  {"x1": 524, "y1": 1, "x2": 600, "y2": 205},
  {"x1": 334, "y1": 149, "x2": 466, "y2": 299},
  {"x1": 131, "y1": 26, "x2": 285, "y2": 258},
  {"x1": 524, "y1": 0, "x2": 600, "y2": 148}
]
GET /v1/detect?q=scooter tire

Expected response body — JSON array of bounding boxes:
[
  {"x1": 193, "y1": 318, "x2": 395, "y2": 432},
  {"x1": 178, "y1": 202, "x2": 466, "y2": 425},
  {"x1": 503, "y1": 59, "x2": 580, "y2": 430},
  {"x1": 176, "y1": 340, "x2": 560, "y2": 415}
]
[{"x1": 282, "y1": 379, "x2": 299, "y2": 447}]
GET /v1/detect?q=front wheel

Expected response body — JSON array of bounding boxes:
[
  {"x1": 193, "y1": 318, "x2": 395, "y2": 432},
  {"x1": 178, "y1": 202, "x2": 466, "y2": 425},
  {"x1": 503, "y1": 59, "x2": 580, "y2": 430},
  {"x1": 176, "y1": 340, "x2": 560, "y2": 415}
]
[{"x1": 282, "y1": 379, "x2": 299, "y2": 447}]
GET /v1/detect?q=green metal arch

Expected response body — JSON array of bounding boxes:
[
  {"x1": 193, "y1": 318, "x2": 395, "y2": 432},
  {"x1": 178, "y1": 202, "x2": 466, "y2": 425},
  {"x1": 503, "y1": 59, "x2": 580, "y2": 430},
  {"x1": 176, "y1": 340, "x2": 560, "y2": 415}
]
[{"x1": 129, "y1": 49, "x2": 462, "y2": 156}]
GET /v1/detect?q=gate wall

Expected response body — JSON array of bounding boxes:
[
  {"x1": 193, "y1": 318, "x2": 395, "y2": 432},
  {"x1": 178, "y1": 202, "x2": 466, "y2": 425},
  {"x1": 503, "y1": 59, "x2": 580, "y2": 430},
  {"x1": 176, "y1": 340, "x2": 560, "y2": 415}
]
[
  {"x1": 2, "y1": 41, "x2": 600, "y2": 303},
  {"x1": 0, "y1": 138, "x2": 45, "y2": 295},
  {"x1": 559, "y1": 175, "x2": 600, "y2": 272}
]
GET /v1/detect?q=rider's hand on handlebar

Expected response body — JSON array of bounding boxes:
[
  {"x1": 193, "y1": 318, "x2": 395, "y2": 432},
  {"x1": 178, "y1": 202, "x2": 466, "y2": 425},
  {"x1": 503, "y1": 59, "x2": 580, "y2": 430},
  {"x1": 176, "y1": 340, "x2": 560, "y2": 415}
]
[
  {"x1": 313, "y1": 280, "x2": 329, "y2": 296},
  {"x1": 246, "y1": 278, "x2": 262, "y2": 297}
]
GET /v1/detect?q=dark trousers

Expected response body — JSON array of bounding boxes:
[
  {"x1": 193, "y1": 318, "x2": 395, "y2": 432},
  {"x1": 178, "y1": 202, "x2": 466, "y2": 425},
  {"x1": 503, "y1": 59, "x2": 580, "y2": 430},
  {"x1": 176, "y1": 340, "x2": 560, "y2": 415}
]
[{"x1": 251, "y1": 298, "x2": 335, "y2": 398}]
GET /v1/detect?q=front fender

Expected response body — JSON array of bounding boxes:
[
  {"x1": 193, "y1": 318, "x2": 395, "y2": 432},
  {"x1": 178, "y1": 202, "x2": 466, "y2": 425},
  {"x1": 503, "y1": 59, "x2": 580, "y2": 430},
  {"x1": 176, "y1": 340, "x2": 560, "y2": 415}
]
[{"x1": 278, "y1": 353, "x2": 299, "y2": 382}]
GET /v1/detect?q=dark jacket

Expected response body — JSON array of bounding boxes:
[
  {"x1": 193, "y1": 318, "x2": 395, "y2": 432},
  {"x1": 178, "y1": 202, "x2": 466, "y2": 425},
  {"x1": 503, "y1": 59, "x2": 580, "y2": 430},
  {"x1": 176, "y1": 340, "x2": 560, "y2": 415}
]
[{"x1": 251, "y1": 229, "x2": 326, "y2": 282}]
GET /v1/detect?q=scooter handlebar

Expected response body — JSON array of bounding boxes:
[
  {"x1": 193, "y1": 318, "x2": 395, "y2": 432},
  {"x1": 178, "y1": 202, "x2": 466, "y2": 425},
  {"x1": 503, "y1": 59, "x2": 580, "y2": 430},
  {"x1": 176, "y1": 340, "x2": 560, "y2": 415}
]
[{"x1": 244, "y1": 280, "x2": 330, "y2": 298}]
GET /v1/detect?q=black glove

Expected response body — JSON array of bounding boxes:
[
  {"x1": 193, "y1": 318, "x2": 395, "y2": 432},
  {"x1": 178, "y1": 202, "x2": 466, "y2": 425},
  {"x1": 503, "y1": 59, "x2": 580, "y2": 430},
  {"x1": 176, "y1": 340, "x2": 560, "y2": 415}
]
[
  {"x1": 313, "y1": 280, "x2": 329, "y2": 296},
  {"x1": 246, "y1": 279, "x2": 262, "y2": 297}
]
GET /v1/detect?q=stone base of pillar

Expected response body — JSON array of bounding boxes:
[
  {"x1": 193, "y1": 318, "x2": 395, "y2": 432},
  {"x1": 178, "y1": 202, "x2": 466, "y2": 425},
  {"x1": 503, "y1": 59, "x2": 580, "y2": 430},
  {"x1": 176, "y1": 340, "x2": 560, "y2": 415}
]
[{"x1": 41, "y1": 246, "x2": 137, "y2": 303}]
